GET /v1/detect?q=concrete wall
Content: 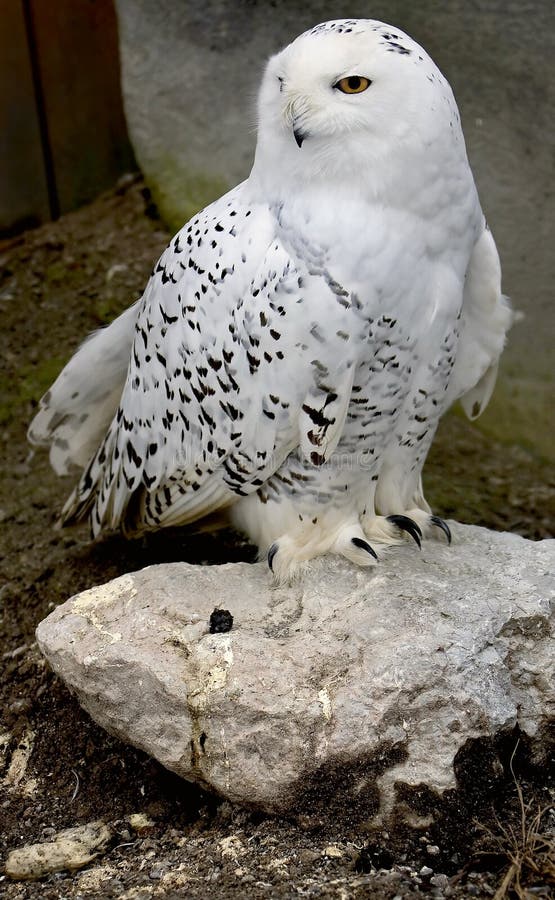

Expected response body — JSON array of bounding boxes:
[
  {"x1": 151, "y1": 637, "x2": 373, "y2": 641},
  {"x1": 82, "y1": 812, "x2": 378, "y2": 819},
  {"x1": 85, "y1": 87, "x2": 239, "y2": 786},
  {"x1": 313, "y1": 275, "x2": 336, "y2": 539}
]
[{"x1": 115, "y1": 0, "x2": 554, "y2": 458}]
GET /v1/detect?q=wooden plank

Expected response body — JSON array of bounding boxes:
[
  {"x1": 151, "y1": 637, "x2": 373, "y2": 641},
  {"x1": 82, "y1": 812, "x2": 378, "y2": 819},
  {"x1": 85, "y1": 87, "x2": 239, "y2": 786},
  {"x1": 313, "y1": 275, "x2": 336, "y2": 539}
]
[
  {"x1": 29, "y1": 0, "x2": 135, "y2": 214},
  {"x1": 0, "y1": 0, "x2": 50, "y2": 236}
]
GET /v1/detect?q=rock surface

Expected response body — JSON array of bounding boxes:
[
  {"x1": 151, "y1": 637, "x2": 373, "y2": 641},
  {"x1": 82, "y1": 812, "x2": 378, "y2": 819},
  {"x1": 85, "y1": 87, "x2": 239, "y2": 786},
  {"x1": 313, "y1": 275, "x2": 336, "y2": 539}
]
[{"x1": 36, "y1": 524, "x2": 554, "y2": 823}]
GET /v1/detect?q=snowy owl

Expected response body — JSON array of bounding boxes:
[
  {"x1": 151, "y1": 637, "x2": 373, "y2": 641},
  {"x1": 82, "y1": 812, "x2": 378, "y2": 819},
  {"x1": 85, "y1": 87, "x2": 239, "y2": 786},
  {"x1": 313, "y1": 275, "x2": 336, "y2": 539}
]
[{"x1": 29, "y1": 20, "x2": 513, "y2": 581}]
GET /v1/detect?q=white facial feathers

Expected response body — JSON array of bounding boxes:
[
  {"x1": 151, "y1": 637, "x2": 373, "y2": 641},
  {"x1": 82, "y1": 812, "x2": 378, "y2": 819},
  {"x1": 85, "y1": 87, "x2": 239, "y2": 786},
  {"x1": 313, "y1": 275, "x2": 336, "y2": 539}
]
[{"x1": 254, "y1": 19, "x2": 463, "y2": 189}]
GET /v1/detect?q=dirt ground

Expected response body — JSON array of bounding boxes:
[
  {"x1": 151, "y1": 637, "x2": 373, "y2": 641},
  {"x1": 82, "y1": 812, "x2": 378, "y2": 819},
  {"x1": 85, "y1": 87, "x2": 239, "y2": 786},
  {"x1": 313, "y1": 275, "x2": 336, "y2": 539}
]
[{"x1": 0, "y1": 178, "x2": 553, "y2": 898}]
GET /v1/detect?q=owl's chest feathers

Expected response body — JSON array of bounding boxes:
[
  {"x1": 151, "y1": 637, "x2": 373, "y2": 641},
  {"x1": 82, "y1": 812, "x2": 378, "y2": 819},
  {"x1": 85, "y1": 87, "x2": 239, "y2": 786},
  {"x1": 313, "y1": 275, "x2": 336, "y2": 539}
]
[
  {"x1": 273, "y1": 189, "x2": 470, "y2": 452},
  {"x1": 277, "y1": 176, "x2": 478, "y2": 301}
]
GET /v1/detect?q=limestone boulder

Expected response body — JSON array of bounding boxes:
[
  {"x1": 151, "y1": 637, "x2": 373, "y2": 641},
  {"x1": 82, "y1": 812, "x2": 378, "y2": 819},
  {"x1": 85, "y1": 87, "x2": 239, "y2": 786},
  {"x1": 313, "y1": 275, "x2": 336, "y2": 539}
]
[{"x1": 36, "y1": 524, "x2": 554, "y2": 823}]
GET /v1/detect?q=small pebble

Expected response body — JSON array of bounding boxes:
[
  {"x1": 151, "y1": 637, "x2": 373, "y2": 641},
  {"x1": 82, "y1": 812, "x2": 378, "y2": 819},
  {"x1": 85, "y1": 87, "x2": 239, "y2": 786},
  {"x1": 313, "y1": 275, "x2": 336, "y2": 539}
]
[
  {"x1": 9, "y1": 699, "x2": 32, "y2": 715},
  {"x1": 5, "y1": 821, "x2": 111, "y2": 880},
  {"x1": 128, "y1": 813, "x2": 155, "y2": 835},
  {"x1": 148, "y1": 865, "x2": 166, "y2": 880},
  {"x1": 420, "y1": 865, "x2": 433, "y2": 876},
  {"x1": 323, "y1": 845, "x2": 343, "y2": 858},
  {"x1": 426, "y1": 844, "x2": 440, "y2": 856}
]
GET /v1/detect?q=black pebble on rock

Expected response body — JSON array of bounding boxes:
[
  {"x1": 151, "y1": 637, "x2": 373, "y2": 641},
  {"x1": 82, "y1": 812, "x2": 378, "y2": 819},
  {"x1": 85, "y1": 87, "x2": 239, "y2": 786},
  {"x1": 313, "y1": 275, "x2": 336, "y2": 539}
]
[{"x1": 209, "y1": 608, "x2": 234, "y2": 634}]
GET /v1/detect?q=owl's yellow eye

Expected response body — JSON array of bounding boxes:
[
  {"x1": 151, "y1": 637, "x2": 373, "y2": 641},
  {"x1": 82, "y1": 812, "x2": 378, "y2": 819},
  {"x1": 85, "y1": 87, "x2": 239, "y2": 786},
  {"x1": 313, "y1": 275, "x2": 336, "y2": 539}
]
[{"x1": 335, "y1": 75, "x2": 371, "y2": 94}]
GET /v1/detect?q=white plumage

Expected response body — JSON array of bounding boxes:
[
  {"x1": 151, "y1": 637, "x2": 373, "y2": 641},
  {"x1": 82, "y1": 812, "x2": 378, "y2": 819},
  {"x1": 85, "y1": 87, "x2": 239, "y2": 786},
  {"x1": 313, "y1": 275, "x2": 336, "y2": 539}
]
[{"x1": 29, "y1": 20, "x2": 513, "y2": 580}]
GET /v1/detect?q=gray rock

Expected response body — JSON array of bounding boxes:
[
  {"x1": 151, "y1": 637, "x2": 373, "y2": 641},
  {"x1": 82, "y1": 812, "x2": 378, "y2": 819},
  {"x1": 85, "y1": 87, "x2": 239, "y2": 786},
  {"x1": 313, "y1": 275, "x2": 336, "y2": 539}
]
[{"x1": 36, "y1": 524, "x2": 554, "y2": 822}]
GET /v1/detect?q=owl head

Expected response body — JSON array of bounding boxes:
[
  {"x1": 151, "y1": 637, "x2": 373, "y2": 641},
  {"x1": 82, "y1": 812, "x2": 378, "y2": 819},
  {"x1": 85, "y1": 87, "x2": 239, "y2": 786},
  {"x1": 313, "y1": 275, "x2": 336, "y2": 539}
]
[{"x1": 253, "y1": 20, "x2": 464, "y2": 189}]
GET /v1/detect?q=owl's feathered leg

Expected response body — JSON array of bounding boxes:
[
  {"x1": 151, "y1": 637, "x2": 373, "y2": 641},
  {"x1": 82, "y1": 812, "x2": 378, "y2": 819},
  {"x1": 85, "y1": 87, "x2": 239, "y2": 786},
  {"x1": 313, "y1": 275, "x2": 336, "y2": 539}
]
[
  {"x1": 356, "y1": 475, "x2": 423, "y2": 548},
  {"x1": 364, "y1": 508, "x2": 451, "y2": 544},
  {"x1": 231, "y1": 491, "x2": 380, "y2": 583},
  {"x1": 361, "y1": 507, "x2": 424, "y2": 548},
  {"x1": 364, "y1": 468, "x2": 452, "y2": 545},
  {"x1": 266, "y1": 518, "x2": 379, "y2": 583},
  {"x1": 385, "y1": 515, "x2": 423, "y2": 548}
]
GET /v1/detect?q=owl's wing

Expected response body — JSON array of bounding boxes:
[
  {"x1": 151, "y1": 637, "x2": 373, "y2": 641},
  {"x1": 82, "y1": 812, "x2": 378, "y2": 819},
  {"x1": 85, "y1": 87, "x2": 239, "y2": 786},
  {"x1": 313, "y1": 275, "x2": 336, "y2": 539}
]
[
  {"x1": 61, "y1": 185, "x2": 359, "y2": 535},
  {"x1": 446, "y1": 225, "x2": 514, "y2": 418},
  {"x1": 28, "y1": 300, "x2": 142, "y2": 474}
]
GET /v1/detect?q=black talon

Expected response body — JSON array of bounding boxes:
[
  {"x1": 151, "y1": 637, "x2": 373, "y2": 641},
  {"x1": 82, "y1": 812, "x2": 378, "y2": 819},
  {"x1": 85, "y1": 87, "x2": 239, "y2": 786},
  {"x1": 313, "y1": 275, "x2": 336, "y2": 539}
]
[
  {"x1": 267, "y1": 542, "x2": 278, "y2": 572},
  {"x1": 386, "y1": 514, "x2": 422, "y2": 549},
  {"x1": 430, "y1": 515, "x2": 452, "y2": 545},
  {"x1": 351, "y1": 536, "x2": 378, "y2": 560}
]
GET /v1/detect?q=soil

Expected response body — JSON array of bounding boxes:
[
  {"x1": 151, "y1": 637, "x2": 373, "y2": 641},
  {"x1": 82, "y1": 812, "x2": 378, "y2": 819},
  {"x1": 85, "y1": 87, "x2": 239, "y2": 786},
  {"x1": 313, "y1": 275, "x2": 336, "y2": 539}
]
[{"x1": 0, "y1": 177, "x2": 553, "y2": 898}]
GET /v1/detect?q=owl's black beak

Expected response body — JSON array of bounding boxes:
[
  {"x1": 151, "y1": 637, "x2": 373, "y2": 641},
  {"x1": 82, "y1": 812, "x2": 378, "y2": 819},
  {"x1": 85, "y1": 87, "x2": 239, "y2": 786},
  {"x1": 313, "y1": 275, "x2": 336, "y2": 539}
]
[{"x1": 293, "y1": 125, "x2": 307, "y2": 148}]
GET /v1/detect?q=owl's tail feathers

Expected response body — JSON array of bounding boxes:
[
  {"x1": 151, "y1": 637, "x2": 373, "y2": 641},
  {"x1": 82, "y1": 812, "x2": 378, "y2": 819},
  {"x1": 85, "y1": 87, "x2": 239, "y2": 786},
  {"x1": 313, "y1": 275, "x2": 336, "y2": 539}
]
[{"x1": 28, "y1": 301, "x2": 140, "y2": 476}]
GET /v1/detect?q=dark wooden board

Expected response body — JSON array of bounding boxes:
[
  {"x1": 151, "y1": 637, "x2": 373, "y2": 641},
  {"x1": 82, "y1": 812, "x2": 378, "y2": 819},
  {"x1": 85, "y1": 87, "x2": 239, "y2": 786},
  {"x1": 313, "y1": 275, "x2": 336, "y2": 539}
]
[
  {"x1": 0, "y1": 0, "x2": 50, "y2": 235},
  {"x1": 0, "y1": 0, "x2": 135, "y2": 235}
]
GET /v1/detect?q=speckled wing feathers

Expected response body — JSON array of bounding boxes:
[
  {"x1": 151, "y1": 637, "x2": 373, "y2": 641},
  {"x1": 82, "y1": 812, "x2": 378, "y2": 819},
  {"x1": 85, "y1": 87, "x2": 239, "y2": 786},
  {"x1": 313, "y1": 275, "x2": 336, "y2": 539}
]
[
  {"x1": 61, "y1": 184, "x2": 362, "y2": 535},
  {"x1": 28, "y1": 301, "x2": 141, "y2": 475}
]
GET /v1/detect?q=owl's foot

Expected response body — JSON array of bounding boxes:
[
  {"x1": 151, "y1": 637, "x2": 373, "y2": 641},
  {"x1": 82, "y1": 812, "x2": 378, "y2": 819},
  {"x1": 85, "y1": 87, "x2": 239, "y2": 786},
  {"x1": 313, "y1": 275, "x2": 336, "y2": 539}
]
[
  {"x1": 429, "y1": 515, "x2": 452, "y2": 543},
  {"x1": 403, "y1": 510, "x2": 451, "y2": 544},
  {"x1": 267, "y1": 537, "x2": 305, "y2": 583},
  {"x1": 363, "y1": 511, "x2": 451, "y2": 546},
  {"x1": 267, "y1": 520, "x2": 378, "y2": 583},
  {"x1": 385, "y1": 514, "x2": 422, "y2": 548}
]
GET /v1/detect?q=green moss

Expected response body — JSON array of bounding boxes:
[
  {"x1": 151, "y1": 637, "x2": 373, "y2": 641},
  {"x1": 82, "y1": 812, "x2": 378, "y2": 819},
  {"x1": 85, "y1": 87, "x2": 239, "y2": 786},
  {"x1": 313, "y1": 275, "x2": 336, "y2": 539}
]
[
  {"x1": 94, "y1": 297, "x2": 125, "y2": 326},
  {"x1": 0, "y1": 357, "x2": 67, "y2": 425},
  {"x1": 44, "y1": 260, "x2": 68, "y2": 284},
  {"x1": 145, "y1": 157, "x2": 230, "y2": 232},
  {"x1": 462, "y1": 372, "x2": 553, "y2": 462}
]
